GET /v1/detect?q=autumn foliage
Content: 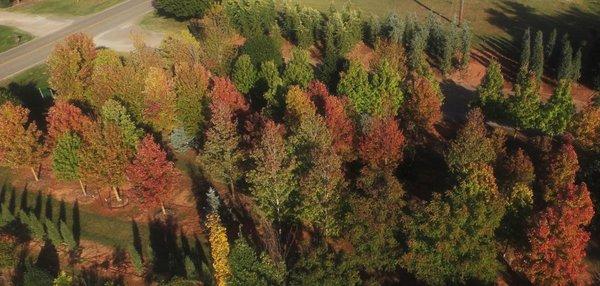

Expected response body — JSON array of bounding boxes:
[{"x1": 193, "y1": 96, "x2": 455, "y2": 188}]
[
  {"x1": 524, "y1": 183, "x2": 594, "y2": 285},
  {"x1": 45, "y1": 101, "x2": 93, "y2": 146},
  {"x1": 127, "y1": 135, "x2": 180, "y2": 213},
  {"x1": 404, "y1": 75, "x2": 442, "y2": 139},
  {"x1": 359, "y1": 117, "x2": 405, "y2": 174}
]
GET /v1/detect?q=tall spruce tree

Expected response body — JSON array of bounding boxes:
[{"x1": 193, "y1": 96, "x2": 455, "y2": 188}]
[
  {"x1": 545, "y1": 28, "x2": 557, "y2": 61},
  {"x1": 531, "y1": 30, "x2": 544, "y2": 79},
  {"x1": 517, "y1": 28, "x2": 531, "y2": 82},
  {"x1": 557, "y1": 34, "x2": 573, "y2": 81}
]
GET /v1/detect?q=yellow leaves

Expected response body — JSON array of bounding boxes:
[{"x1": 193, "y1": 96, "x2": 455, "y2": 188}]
[
  {"x1": 0, "y1": 102, "x2": 42, "y2": 169},
  {"x1": 206, "y1": 212, "x2": 231, "y2": 286},
  {"x1": 143, "y1": 67, "x2": 177, "y2": 134}
]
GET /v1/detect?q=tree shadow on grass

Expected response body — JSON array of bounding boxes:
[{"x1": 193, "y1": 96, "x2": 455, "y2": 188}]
[
  {"x1": 478, "y1": 0, "x2": 600, "y2": 86},
  {"x1": 6, "y1": 82, "x2": 53, "y2": 130}
]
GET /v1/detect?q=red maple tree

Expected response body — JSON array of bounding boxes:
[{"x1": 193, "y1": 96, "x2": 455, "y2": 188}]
[
  {"x1": 524, "y1": 183, "x2": 594, "y2": 285},
  {"x1": 544, "y1": 141, "x2": 580, "y2": 202},
  {"x1": 308, "y1": 81, "x2": 356, "y2": 161},
  {"x1": 359, "y1": 117, "x2": 405, "y2": 174},
  {"x1": 46, "y1": 101, "x2": 93, "y2": 146},
  {"x1": 126, "y1": 135, "x2": 180, "y2": 214},
  {"x1": 210, "y1": 77, "x2": 249, "y2": 115}
]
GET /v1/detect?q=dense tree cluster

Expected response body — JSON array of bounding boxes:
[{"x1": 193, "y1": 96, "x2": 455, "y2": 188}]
[{"x1": 2, "y1": 1, "x2": 600, "y2": 285}]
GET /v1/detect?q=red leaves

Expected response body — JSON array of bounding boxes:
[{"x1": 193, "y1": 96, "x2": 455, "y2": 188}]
[
  {"x1": 404, "y1": 76, "x2": 442, "y2": 138},
  {"x1": 544, "y1": 141, "x2": 580, "y2": 202},
  {"x1": 525, "y1": 183, "x2": 594, "y2": 285},
  {"x1": 359, "y1": 117, "x2": 404, "y2": 173},
  {"x1": 210, "y1": 77, "x2": 249, "y2": 114},
  {"x1": 46, "y1": 101, "x2": 93, "y2": 145},
  {"x1": 309, "y1": 81, "x2": 356, "y2": 161},
  {"x1": 127, "y1": 135, "x2": 179, "y2": 209}
]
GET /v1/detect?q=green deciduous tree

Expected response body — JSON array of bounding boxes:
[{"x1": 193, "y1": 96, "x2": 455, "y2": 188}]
[
  {"x1": 100, "y1": 99, "x2": 143, "y2": 150},
  {"x1": 173, "y1": 62, "x2": 210, "y2": 137},
  {"x1": 477, "y1": 60, "x2": 505, "y2": 117},
  {"x1": 52, "y1": 132, "x2": 87, "y2": 195},
  {"x1": 508, "y1": 73, "x2": 542, "y2": 129},
  {"x1": 232, "y1": 54, "x2": 258, "y2": 94},
  {"x1": 283, "y1": 48, "x2": 314, "y2": 88},
  {"x1": 338, "y1": 61, "x2": 376, "y2": 115},
  {"x1": 247, "y1": 120, "x2": 297, "y2": 227},
  {"x1": 540, "y1": 80, "x2": 574, "y2": 135},
  {"x1": 199, "y1": 100, "x2": 245, "y2": 196},
  {"x1": 402, "y1": 165, "x2": 505, "y2": 285}
]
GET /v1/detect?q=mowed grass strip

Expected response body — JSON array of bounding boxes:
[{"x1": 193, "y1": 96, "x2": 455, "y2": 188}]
[
  {"x1": 6, "y1": 0, "x2": 123, "y2": 16},
  {"x1": 0, "y1": 25, "x2": 33, "y2": 53}
]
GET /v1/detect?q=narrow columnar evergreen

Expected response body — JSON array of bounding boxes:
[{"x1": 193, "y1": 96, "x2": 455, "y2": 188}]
[
  {"x1": 557, "y1": 34, "x2": 573, "y2": 81},
  {"x1": 531, "y1": 30, "x2": 544, "y2": 79}
]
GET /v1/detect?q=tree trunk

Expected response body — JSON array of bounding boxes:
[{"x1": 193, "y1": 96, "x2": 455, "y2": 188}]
[
  {"x1": 30, "y1": 166, "x2": 39, "y2": 182},
  {"x1": 112, "y1": 186, "x2": 122, "y2": 202},
  {"x1": 161, "y1": 202, "x2": 167, "y2": 215},
  {"x1": 78, "y1": 179, "x2": 87, "y2": 196}
]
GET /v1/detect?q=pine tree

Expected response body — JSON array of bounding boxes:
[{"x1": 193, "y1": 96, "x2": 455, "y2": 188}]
[
  {"x1": 402, "y1": 165, "x2": 504, "y2": 285},
  {"x1": 517, "y1": 28, "x2": 531, "y2": 82},
  {"x1": 52, "y1": 132, "x2": 86, "y2": 196},
  {"x1": 459, "y1": 22, "x2": 472, "y2": 69},
  {"x1": 445, "y1": 108, "x2": 496, "y2": 174},
  {"x1": 126, "y1": 135, "x2": 179, "y2": 214},
  {"x1": 259, "y1": 61, "x2": 284, "y2": 110},
  {"x1": 572, "y1": 46, "x2": 583, "y2": 82},
  {"x1": 382, "y1": 13, "x2": 404, "y2": 44},
  {"x1": 545, "y1": 28, "x2": 557, "y2": 61},
  {"x1": 228, "y1": 237, "x2": 284, "y2": 286},
  {"x1": 371, "y1": 59, "x2": 405, "y2": 116},
  {"x1": 232, "y1": 54, "x2": 258, "y2": 94},
  {"x1": 531, "y1": 30, "x2": 544, "y2": 79},
  {"x1": 557, "y1": 34, "x2": 573, "y2": 81}
]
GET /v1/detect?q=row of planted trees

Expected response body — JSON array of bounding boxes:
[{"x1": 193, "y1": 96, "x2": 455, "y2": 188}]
[{"x1": 0, "y1": 0, "x2": 598, "y2": 285}]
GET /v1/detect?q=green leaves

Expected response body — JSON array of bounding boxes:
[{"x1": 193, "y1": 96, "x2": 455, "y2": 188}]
[{"x1": 52, "y1": 132, "x2": 82, "y2": 182}]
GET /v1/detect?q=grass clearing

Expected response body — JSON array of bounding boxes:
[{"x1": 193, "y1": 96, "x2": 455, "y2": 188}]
[
  {"x1": 5, "y1": 0, "x2": 123, "y2": 16},
  {"x1": 0, "y1": 25, "x2": 33, "y2": 53},
  {"x1": 139, "y1": 12, "x2": 189, "y2": 34}
]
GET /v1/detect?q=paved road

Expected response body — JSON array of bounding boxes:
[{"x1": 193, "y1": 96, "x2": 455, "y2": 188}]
[{"x1": 0, "y1": 0, "x2": 153, "y2": 81}]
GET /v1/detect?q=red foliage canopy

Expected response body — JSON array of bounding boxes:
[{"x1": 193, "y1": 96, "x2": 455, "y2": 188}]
[
  {"x1": 210, "y1": 77, "x2": 249, "y2": 114},
  {"x1": 359, "y1": 117, "x2": 405, "y2": 173},
  {"x1": 126, "y1": 135, "x2": 180, "y2": 209},
  {"x1": 46, "y1": 101, "x2": 93, "y2": 144},
  {"x1": 525, "y1": 183, "x2": 594, "y2": 285},
  {"x1": 308, "y1": 81, "x2": 356, "y2": 161}
]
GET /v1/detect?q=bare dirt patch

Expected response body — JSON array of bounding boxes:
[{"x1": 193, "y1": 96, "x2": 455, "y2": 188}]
[{"x1": 0, "y1": 11, "x2": 72, "y2": 37}]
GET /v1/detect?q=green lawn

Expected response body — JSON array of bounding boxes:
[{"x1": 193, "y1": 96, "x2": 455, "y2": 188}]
[
  {"x1": 300, "y1": 0, "x2": 599, "y2": 46},
  {"x1": 139, "y1": 12, "x2": 188, "y2": 34},
  {"x1": 0, "y1": 25, "x2": 33, "y2": 53},
  {"x1": 6, "y1": 0, "x2": 123, "y2": 16}
]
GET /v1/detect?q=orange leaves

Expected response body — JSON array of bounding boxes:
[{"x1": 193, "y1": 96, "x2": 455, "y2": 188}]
[
  {"x1": 0, "y1": 102, "x2": 42, "y2": 172},
  {"x1": 359, "y1": 117, "x2": 404, "y2": 174},
  {"x1": 525, "y1": 183, "x2": 594, "y2": 285},
  {"x1": 127, "y1": 135, "x2": 179, "y2": 209},
  {"x1": 46, "y1": 101, "x2": 93, "y2": 146},
  {"x1": 210, "y1": 77, "x2": 249, "y2": 114},
  {"x1": 143, "y1": 67, "x2": 177, "y2": 134},
  {"x1": 47, "y1": 33, "x2": 97, "y2": 101},
  {"x1": 404, "y1": 75, "x2": 442, "y2": 139}
]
